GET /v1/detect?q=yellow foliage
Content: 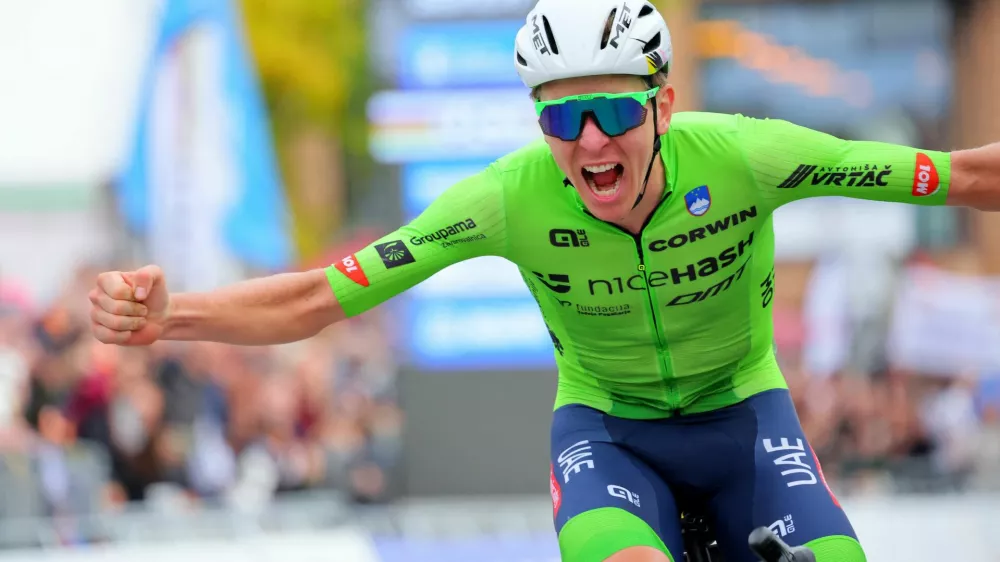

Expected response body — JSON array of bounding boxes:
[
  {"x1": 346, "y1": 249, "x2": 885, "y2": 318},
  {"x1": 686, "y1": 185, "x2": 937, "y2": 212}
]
[
  {"x1": 238, "y1": 0, "x2": 372, "y2": 263},
  {"x1": 239, "y1": 0, "x2": 367, "y2": 130}
]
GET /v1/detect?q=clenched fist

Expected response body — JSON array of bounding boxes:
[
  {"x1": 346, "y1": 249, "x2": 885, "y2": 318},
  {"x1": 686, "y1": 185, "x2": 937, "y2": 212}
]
[{"x1": 89, "y1": 265, "x2": 170, "y2": 346}]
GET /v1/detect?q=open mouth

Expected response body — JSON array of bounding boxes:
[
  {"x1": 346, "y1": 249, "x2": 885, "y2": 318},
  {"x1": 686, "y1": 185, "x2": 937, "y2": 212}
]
[{"x1": 581, "y1": 163, "x2": 625, "y2": 200}]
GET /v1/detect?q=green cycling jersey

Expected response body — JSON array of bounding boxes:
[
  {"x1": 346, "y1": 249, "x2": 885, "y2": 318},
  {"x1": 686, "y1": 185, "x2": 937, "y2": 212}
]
[{"x1": 325, "y1": 112, "x2": 951, "y2": 419}]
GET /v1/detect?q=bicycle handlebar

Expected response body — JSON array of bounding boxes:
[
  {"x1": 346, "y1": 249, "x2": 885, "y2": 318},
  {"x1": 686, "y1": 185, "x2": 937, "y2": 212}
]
[{"x1": 748, "y1": 527, "x2": 817, "y2": 562}]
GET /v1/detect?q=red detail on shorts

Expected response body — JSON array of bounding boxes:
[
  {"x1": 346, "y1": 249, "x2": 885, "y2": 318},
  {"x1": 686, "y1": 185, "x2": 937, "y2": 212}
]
[
  {"x1": 549, "y1": 463, "x2": 562, "y2": 518},
  {"x1": 334, "y1": 254, "x2": 369, "y2": 287},
  {"x1": 912, "y1": 152, "x2": 940, "y2": 197},
  {"x1": 810, "y1": 444, "x2": 840, "y2": 508}
]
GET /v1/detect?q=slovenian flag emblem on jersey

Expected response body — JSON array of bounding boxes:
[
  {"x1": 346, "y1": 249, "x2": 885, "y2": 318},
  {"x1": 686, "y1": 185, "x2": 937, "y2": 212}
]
[{"x1": 684, "y1": 185, "x2": 711, "y2": 216}]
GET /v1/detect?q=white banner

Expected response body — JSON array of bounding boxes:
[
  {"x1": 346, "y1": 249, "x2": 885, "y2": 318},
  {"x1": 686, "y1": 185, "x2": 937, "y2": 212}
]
[
  {"x1": 772, "y1": 198, "x2": 916, "y2": 261},
  {"x1": 887, "y1": 264, "x2": 1000, "y2": 375}
]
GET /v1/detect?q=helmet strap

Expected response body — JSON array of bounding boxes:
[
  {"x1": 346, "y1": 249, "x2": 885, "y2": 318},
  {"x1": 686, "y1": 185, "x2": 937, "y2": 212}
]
[{"x1": 631, "y1": 103, "x2": 661, "y2": 210}]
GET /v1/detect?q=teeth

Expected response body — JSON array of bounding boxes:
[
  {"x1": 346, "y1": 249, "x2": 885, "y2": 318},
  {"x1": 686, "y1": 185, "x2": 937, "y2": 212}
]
[
  {"x1": 583, "y1": 163, "x2": 618, "y2": 173},
  {"x1": 586, "y1": 173, "x2": 622, "y2": 197}
]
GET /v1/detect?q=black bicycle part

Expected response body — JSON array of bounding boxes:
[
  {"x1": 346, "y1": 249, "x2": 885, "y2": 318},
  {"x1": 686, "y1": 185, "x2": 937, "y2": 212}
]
[
  {"x1": 681, "y1": 510, "x2": 723, "y2": 562},
  {"x1": 748, "y1": 526, "x2": 817, "y2": 562}
]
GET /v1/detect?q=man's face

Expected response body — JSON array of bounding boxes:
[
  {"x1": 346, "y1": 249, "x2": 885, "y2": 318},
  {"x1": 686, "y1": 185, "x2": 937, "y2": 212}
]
[{"x1": 539, "y1": 75, "x2": 673, "y2": 224}]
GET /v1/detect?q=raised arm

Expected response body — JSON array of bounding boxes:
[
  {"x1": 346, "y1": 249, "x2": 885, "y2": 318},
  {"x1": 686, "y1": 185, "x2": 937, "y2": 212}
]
[
  {"x1": 734, "y1": 114, "x2": 952, "y2": 212},
  {"x1": 947, "y1": 142, "x2": 1000, "y2": 210},
  {"x1": 90, "y1": 166, "x2": 509, "y2": 346}
]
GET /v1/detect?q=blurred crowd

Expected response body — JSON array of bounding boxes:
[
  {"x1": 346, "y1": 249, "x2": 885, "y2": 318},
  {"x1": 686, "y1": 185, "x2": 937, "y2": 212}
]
[
  {"x1": 786, "y1": 365, "x2": 1000, "y2": 495},
  {"x1": 0, "y1": 264, "x2": 402, "y2": 532},
  {"x1": 773, "y1": 251, "x2": 1000, "y2": 497},
  {"x1": 2, "y1": 254, "x2": 1000, "y2": 544}
]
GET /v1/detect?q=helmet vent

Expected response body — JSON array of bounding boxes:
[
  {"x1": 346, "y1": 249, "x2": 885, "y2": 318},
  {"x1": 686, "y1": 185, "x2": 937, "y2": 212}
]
[
  {"x1": 638, "y1": 4, "x2": 654, "y2": 18},
  {"x1": 542, "y1": 15, "x2": 560, "y2": 55},
  {"x1": 600, "y1": 8, "x2": 618, "y2": 49},
  {"x1": 642, "y1": 32, "x2": 661, "y2": 54}
]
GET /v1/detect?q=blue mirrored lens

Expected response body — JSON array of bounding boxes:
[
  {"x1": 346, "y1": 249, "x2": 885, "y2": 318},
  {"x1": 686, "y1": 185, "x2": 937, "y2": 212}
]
[{"x1": 539, "y1": 97, "x2": 647, "y2": 141}]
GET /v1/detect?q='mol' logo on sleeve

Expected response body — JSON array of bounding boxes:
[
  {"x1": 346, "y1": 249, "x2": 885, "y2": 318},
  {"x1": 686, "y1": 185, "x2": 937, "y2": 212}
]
[
  {"x1": 912, "y1": 153, "x2": 940, "y2": 196},
  {"x1": 334, "y1": 254, "x2": 369, "y2": 287}
]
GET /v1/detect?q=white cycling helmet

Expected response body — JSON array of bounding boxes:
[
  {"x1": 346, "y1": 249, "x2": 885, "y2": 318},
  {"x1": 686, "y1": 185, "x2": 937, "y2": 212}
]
[{"x1": 514, "y1": 0, "x2": 673, "y2": 89}]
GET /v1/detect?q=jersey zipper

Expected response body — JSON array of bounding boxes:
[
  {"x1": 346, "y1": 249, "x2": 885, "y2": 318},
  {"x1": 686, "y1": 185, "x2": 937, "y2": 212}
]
[
  {"x1": 631, "y1": 232, "x2": 672, "y2": 378},
  {"x1": 582, "y1": 197, "x2": 679, "y2": 412}
]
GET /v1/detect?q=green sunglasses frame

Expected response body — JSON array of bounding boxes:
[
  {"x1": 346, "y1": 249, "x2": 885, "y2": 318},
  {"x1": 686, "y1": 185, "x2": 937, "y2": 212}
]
[{"x1": 533, "y1": 86, "x2": 660, "y2": 117}]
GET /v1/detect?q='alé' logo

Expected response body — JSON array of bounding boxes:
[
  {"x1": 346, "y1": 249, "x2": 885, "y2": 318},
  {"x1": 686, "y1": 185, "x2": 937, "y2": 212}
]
[{"x1": 550, "y1": 229, "x2": 589, "y2": 247}]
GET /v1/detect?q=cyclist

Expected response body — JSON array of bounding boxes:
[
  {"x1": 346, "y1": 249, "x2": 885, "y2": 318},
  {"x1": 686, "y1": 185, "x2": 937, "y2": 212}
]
[{"x1": 89, "y1": 0, "x2": 999, "y2": 560}]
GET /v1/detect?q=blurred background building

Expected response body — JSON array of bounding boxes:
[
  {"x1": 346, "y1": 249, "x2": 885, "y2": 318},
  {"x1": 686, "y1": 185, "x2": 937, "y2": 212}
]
[{"x1": 0, "y1": 0, "x2": 998, "y2": 560}]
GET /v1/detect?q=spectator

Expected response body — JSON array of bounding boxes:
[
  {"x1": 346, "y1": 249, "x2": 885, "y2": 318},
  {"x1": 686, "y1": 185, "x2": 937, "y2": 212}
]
[
  {"x1": 2, "y1": 252, "x2": 999, "y2": 545},
  {"x1": 919, "y1": 373, "x2": 981, "y2": 489}
]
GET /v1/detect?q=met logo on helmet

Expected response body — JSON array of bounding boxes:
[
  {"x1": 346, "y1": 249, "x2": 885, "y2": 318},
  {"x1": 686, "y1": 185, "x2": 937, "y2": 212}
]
[
  {"x1": 912, "y1": 153, "x2": 940, "y2": 197},
  {"x1": 531, "y1": 14, "x2": 551, "y2": 55},
  {"x1": 608, "y1": 4, "x2": 633, "y2": 49},
  {"x1": 334, "y1": 254, "x2": 369, "y2": 287}
]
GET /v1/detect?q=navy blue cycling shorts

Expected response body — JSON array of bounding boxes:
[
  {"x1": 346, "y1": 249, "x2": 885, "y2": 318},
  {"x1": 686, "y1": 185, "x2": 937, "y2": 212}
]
[{"x1": 548, "y1": 389, "x2": 857, "y2": 562}]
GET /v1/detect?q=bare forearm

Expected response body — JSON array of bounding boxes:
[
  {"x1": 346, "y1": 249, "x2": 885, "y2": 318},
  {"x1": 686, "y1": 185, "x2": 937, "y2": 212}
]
[
  {"x1": 948, "y1": 143, "x2": 1000, "y2": 210},
  {"x1": 162, "y1": 269, "x2": 343, "y2": 345}
]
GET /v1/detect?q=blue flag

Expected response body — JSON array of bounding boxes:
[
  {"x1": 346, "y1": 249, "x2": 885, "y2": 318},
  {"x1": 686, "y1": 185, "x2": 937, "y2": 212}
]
[{"x1": 117, "y1": 0, "x2": 291, "y2": 274}]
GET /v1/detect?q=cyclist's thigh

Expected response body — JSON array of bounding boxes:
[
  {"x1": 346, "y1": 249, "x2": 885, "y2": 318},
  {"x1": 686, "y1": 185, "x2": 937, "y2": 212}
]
[
  {"x1": 551, "y1": 404, "x2": 683, "y2": 562},
  {"x1": 708, "y1": 389, "x2": 866, "y2": 562}
]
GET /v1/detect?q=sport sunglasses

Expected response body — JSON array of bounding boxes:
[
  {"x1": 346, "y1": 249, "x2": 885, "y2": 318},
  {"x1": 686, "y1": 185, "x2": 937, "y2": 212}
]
[{"x1": 534, "y1": 87, "x2": 659, "y2": 142}]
